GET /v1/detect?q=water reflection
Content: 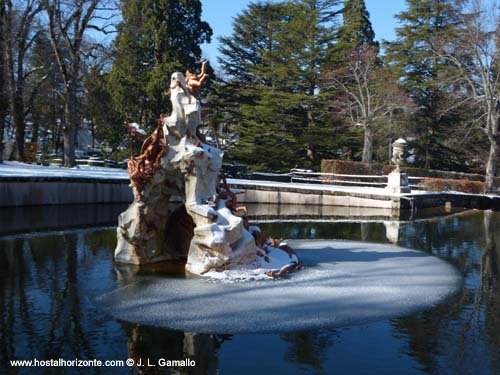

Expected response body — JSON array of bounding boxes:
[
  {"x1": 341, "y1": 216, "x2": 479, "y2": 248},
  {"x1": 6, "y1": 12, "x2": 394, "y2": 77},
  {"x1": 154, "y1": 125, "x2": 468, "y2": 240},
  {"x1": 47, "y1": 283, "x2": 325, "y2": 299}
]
[
  {"x1": 125, "y1": 324, "x2": 224, "y2": 375},
  {"x1": 0, "y1": 207, "x2": 499, "y2": 374},
  {"x1": 0, "y1": 230, "x2": 126, "y2": 373},
  {"x1": 280, "y1": 331, "x2": 334, "y2": 373},
  {"x1": 393, "y1": 211, "x2": 500, "y2": 375}
]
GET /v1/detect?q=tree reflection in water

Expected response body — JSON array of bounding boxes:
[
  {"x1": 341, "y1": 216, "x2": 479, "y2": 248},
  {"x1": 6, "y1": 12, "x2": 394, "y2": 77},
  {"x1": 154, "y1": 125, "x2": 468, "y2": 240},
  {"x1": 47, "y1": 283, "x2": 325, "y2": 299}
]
[
  {"x1": 280, "y1": 330, "x2": 334, "y2": 374},
  {"x1": 0, "y1": 209, "x2": 500, "y2": 374},
  {"x1": 125, "y1": 324, "x2": 229, "y2": 375},
  {"x1": 392, "y1": 210, "x2": 500, "y2": 375},
  {"x1": 0, "y1": 230, "x2": 126, "y2": 371}
]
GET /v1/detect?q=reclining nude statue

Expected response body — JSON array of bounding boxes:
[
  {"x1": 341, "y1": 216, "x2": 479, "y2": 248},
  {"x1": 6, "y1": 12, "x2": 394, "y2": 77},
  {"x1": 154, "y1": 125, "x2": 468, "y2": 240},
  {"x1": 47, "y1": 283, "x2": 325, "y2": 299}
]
[{"x1": 115, "y1": 63, "x2": 301, "y2": 277}]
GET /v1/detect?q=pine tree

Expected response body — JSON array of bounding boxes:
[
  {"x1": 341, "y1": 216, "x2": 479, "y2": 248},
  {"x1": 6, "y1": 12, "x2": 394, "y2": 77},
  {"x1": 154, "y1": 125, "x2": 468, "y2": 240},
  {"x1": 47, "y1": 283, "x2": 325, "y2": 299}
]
[
  {"x1": 218, "y1": 1, "x2": 297, "y2": 171},
  {"x1": 384, "y1": 0, "x2": 465, "y2": 170},
  {"x1": 107, "y1": 0, "x2": 212, "y2": 129},
  {"x1": 336, "y1": 0, "x2": 378, "y2": 54},
  {"x1": 218, "y1": 0, "x2": 341, "y2": 172},
  {"x1": 84, "y1": 67, "x2": 123, "y2": 156}
]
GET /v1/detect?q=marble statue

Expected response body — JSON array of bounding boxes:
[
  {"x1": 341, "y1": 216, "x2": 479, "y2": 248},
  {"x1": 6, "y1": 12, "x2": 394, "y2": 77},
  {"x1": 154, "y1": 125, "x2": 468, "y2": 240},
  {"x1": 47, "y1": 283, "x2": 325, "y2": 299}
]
[{"x1": 115, "y1": 63, "x2": 301, "y2": 277}]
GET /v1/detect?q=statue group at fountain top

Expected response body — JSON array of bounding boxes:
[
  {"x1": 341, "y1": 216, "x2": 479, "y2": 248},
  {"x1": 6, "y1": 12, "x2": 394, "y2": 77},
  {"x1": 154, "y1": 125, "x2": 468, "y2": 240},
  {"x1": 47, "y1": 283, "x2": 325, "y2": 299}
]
[{"x1": 115, "y1": 62, "x2": 301, "y2": 277}]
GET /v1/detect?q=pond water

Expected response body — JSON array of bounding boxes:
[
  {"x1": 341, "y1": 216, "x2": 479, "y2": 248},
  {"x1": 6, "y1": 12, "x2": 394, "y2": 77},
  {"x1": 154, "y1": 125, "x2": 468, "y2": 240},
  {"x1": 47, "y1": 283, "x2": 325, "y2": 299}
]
[{"x1": 0, "y1": 205, "x2": 499, "y2": 375}]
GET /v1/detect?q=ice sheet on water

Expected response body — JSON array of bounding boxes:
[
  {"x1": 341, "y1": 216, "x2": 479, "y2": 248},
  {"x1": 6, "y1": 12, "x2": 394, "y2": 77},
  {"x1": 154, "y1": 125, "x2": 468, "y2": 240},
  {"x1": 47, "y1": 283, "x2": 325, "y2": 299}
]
[{"x1": 96, "y1": 240, "x2": 462, "y2": 334}]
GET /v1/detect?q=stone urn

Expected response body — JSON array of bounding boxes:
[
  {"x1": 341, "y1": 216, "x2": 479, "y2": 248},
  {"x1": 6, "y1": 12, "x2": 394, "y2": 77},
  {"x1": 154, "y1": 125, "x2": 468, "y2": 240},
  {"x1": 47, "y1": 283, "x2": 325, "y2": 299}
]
[{"x1": 386, "y1": 138, "x2": 411, "y2": 194}]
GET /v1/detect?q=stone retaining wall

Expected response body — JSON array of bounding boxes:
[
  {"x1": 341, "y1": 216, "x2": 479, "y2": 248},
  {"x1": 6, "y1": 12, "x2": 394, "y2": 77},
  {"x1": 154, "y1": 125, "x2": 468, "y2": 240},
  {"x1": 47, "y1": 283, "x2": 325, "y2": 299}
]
[
  {"x1": 231, "y1": 181, "x2": 397, "y2": 209},
  {"x1": 2, "y1": 177, "x2": 500, "y2": 218},
  {"x1": 0, "y1": 177, "x2": 133, "y2": 207}
]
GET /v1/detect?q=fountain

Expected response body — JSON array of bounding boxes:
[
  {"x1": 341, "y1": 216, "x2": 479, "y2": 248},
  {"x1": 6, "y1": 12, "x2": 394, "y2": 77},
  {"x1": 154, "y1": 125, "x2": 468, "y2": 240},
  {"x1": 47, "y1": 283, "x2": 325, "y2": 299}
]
[
  {"x1": 101, "y1": 63, "x2": 462, "y2": 334},
  {"x1": 114, "y1": 63, "x2": 301, "y2": 277}
]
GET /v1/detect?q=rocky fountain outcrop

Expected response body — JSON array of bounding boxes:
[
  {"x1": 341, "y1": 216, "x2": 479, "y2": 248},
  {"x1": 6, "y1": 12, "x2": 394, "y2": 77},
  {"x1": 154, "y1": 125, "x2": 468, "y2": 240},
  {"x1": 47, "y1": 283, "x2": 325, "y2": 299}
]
[{"x1": 115, "y1": 64, "x2": 301, "y2": 276}]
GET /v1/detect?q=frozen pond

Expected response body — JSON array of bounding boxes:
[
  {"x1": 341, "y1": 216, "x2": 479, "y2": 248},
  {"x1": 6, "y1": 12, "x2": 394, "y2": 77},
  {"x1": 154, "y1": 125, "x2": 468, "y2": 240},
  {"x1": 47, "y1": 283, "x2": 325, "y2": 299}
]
[
  {"x1": 99, "y1": 240, "x2": 461, "y2": 333},
  {"x1": 1, "y1": 205, "x2": 499, "y2": 374}
]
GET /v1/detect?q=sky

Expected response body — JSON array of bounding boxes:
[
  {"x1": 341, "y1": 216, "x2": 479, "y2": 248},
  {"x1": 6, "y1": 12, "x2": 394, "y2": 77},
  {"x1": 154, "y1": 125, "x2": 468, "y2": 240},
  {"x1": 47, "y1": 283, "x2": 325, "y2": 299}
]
[{"x1": 200, "y1": 0, "x2": 407, "y2": 69}]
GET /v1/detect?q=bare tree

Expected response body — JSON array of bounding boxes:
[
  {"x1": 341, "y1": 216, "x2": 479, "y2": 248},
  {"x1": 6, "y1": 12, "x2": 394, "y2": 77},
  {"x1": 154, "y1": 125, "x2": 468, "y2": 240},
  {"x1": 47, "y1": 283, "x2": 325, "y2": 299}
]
[
  {"x1": 43, "y1": 0, "x2": 116, "y2": 166},
  {"x1": 0, "y1": 0, "x2": 7, "y2": 163},
  {"x1": 438, "y1": 0, "x2": 500, "y2": 192},
  {"x1": 5, "y1": 0, "x2": 44, "y2": 161},
  {"x1": 325, "y1": 46, "x2": 411, "y2": 163}
]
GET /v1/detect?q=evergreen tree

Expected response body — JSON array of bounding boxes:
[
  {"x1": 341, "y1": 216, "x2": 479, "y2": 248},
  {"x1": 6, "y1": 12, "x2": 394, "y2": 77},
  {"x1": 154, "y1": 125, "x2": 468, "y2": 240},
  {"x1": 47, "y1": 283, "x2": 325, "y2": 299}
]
[
  {"x1": 335, "y1": 0, "x2": 378, "y2": 55},
  {"x1": 384, "y1": 0, "x2": 465, "y2": 170},
  {"x1": 107, "y1": 0, "x2": 212, "y2": 129},
  {"x1": 84, "y1": 67, "x2": 123, "y2": 156},
  {"x1": 218, "y1": 1, "x2": 298, "y2": 171},
  {"x1": 218, "y1": 0, "x2": 341, "y2": 172}
]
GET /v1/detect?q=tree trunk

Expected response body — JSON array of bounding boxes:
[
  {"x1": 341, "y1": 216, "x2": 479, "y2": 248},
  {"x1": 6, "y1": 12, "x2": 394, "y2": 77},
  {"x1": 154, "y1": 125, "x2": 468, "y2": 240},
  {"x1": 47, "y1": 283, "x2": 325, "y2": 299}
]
[
  {"x1": 0, "y1": 121, "x2": 4, "y2": 163},
  {"x1": 50, "y1": 90, "x2": 58, "y2": 152},
  {"x1": 63, "y1": 88, "x2": 78, "y2": 167},
  {"x1": 55, "y1": 105, "x2": 64, "y2": 153},
  {"x1": 307, "y1": 110, "x2": 314, "y2": 128},
  {"x1": 31, "y1": 116, "x2": 39, "y2": 143},
  {"x1": 484, "y1": 140, "x2": 498, "y2": 193},
  {"x1": 90, "y1": 119, "x2": 95, "y2": 149},
  {"x1": 13, "y1": 88, "x2": 25, "y2": 161},
  {"x1": 362, "y1": 125, "x2": 374, "y2": 163},
  {"x1": 424, "y1": 139, "x2": 430, "y2": 169},
  {"x1": 0, "y1": 0, "x2": 6, "y2": 163}
]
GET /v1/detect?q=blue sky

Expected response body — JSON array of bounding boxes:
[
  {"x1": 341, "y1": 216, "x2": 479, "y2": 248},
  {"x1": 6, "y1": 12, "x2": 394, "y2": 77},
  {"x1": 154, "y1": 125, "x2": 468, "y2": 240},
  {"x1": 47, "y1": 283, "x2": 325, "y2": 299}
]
[{"x1": 201, "y1": 0, "x2": 407, "y2": 69}]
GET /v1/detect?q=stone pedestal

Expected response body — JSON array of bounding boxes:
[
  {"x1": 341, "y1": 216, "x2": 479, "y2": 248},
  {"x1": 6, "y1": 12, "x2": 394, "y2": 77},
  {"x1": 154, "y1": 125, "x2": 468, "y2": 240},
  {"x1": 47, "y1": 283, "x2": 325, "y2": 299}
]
[{"x1": 385, "y1": 171, "x2": 411, "y2": 194}]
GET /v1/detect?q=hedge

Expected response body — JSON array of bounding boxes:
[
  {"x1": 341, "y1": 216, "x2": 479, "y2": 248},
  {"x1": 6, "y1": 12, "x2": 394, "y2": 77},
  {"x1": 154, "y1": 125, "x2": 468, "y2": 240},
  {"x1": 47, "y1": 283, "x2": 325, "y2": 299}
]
[{"x1": 321, "y1": 159, "x2": 500, "y2": 193}]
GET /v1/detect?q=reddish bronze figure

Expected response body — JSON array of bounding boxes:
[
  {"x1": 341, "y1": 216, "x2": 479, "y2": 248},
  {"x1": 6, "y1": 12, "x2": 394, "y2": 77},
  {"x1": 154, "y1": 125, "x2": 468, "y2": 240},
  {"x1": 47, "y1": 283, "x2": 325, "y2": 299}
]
[
  {"x1": 185, "y1": 60, "x2": 209, "y2": 96},
  {"x1": 125, "y1": 118, "x2": 168, "y2": 199}
]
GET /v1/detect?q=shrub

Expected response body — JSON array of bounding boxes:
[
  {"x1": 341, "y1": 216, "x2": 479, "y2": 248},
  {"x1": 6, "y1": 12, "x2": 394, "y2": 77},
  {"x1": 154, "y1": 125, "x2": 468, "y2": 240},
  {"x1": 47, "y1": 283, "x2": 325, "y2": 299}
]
[{"x1": 421, "y1": 178, "x2": 484, "y2": 194}]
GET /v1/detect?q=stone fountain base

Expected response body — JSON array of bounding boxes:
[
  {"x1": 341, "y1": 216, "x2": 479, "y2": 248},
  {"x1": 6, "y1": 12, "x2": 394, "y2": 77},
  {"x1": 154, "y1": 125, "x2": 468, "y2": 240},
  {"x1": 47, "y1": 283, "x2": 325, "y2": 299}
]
[{"x1": 115, "y1": 69, "x2": 301, "y2": 277}]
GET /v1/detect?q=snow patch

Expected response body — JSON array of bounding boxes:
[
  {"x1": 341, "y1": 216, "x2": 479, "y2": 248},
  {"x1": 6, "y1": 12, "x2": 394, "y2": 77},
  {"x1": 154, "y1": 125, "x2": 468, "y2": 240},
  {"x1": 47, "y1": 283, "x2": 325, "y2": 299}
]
[{"x1": 0, "y1": 161, "x2": 128, "y2": 180}]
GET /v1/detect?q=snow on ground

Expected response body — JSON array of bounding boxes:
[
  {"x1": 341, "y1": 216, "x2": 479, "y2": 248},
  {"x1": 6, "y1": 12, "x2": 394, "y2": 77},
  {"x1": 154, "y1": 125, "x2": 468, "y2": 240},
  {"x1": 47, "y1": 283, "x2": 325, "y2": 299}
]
[
  {"x1": 0, "y1": 161, "x2": 452, "y2": 196},
  {"x1": 97, "y1": 239, "x2": 462, "y2": 334},
  {"x1": 0, "y1": 161, "x2": 128, "y2": 180},
  {"x1": 228, "y1": 177, "x2": 432, "y2": 196},
  {"x1": 0, "y1": 161, "x2": 388, "y2": 192}
]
